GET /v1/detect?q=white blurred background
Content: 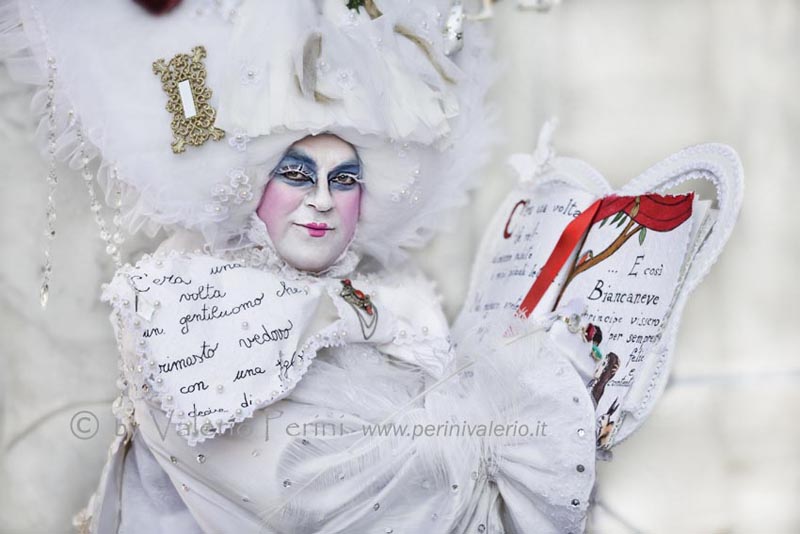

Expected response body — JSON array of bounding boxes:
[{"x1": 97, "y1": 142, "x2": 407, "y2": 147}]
[{"x1": 2, "y1": 0, "x2": 798, "y2": 532}]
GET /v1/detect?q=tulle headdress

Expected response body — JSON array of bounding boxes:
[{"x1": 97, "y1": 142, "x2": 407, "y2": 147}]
[{"x1": 0, "y1": 0, "x2": 495, "y2": 302}]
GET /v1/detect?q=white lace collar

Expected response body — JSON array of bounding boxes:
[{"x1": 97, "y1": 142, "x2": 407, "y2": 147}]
[{"x1": 227, "y1": 214, "x2": 361, "y2": 280}]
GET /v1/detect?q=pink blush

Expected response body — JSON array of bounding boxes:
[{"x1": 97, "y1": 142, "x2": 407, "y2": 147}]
[
  {"x1": 257, "y1": 179, "x2": 303, "y2": 239},
  {"x1": 334, "y1": 188, "x2": 361, "y2": 241}
]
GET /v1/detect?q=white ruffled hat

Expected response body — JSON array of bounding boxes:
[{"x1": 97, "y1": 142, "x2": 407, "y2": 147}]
[{"x1": 1, "y1": 0, "x2": 495, "y2": 266}]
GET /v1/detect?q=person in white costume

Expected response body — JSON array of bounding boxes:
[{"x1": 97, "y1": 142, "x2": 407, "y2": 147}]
[
  {"x1": 86, "y1": 131, "x2": 597, "y2": 534},
  {"x1": 1, "y1": 0, "x2": 598, "y2": 532}
]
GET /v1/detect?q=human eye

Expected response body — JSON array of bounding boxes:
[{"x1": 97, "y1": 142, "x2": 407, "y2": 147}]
[
  {"x1": 329, "y1": 173, "x2": 359, "y2": 190},
  {"x1": 276, "y1": 164, "x2": 314, "y2": 185}
]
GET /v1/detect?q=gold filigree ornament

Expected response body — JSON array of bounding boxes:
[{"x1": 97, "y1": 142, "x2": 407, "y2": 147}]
[{"x1": 152, "y1": 45, "x2": 225, "y2": 154}]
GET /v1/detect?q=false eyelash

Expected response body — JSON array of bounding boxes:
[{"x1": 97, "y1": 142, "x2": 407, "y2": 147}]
[
  {"x1": 332, "y1": 172, "x2": 362, "y2": 183},
  {"x1": 277, "y1": 164, "x2": 315, "y2": 179}
]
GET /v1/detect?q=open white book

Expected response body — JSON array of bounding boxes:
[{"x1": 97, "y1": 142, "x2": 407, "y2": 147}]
[{"x1": 456, "y1": 140, "x2": 743, "y2": 449}]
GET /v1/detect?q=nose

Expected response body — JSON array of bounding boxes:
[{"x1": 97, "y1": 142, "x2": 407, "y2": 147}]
[{"x1": 306, "y1": 179, "x2": 333, "y2": 212}]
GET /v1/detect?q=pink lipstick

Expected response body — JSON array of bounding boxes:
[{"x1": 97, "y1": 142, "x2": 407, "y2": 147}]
[{"x1": 298, "y1": 222, "x2": 332, "y2": 238}]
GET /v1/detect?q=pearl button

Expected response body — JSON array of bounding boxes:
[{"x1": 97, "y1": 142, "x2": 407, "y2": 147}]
[{"x1": 576, "y1": 464, "x2": 585, "y2": 473}]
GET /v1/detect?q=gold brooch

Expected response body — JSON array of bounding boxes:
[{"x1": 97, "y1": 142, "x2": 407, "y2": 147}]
[{"x1": 152, "y1": 45, "x2": 225, "y2": 154}]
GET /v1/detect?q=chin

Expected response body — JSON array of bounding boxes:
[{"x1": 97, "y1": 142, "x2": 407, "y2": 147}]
[
  {"x1": 288, "y1": 257, "x2": 334, "y2": 273},
  {"x1": 280, "y1": 246, "x2": 339, "y2": 273},
  {"x1": 276, "y1": 231, "x2": 351, "y2": 273}
]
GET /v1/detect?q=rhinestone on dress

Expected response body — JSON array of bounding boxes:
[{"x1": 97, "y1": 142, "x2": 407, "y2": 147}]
[{"x1": 196, "y1": 454, "x2": 206, "y2": 464}]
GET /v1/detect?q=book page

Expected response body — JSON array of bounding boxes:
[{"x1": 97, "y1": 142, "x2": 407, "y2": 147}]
[
  {"x1": 458, "y1": 180, "x2": 598, "y2": 329},
  {"x1": 555, "y1": 193, "x2": 702, "y2": 448}
]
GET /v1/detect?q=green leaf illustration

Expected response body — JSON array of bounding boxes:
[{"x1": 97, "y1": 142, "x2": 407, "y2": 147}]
[
  {"x1": 638, "y1": 226, "x2": 647, "y2": 245},
  {"x1": 611, "y1": 212, "x2": 623, "y2": 225},
  {"x1": 616, "y1": 214, "x2": 628, "y2": 228}
]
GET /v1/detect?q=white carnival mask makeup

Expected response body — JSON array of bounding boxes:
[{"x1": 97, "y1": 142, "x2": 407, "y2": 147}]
[{"x1": 256, "y1": 134, "x2": 362, "y2": 273}]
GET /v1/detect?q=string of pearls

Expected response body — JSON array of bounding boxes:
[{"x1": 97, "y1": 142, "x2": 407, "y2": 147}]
[
  {"x1": 40, "y1": 56, "x2": 58, "y2": 309},
  {"x1": 75, "y1": 127, "x2": 126, "y2": 268}
]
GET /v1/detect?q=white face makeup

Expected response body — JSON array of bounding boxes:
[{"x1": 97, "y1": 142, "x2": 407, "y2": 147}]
[{"x1": 256, "y1": 134, "x2": 362, "y2": 273}]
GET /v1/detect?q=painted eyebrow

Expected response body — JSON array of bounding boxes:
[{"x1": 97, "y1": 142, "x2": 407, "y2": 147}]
[
  {"x1": 329, "y1": 160, "x2": 360, "y2": 177},
  {"x1": 278, "y1": 149, "x2": 318, "y2": 173}
]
